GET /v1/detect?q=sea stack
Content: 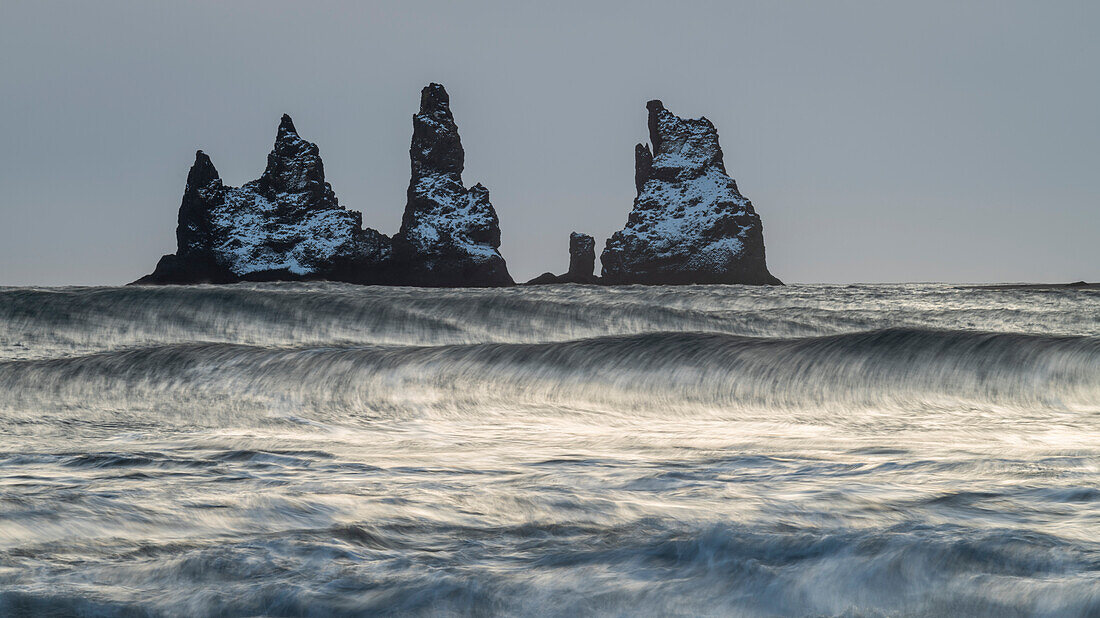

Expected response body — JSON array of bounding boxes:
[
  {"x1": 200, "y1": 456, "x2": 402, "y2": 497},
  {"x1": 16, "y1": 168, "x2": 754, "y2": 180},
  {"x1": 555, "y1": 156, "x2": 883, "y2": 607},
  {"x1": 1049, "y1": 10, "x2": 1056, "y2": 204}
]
[
  {"x1": 567, "y1": 232, "x2": 597, "y2": 281},
  {"x1": 391, "y1": 84, "x2": 513, "y2": 287},
  {"x1": 525, "y1": 232, "x2": 599, "y2": 285},
  {"x1": 600, "y1": 100, "x2": 781, "y2": 285},
  {"x1": 136, "y1": 115, "x2": 389, "y2": 284}
]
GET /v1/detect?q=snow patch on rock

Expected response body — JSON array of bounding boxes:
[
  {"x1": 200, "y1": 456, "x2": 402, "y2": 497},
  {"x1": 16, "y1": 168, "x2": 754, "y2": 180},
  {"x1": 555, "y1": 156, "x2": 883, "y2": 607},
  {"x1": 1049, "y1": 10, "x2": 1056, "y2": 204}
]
[
  {"x1": 208, "y1": 188, "x2": 368, "y2": 276},
  {"x1": 395, "y1": 83, "x2": 512, "y2": 286},
  {"x1": 137, "y1": 115, "x2": 389, "y2": 284},
  {"x1": 601, "y1": 100, "x2": 780, "y2": 285}
]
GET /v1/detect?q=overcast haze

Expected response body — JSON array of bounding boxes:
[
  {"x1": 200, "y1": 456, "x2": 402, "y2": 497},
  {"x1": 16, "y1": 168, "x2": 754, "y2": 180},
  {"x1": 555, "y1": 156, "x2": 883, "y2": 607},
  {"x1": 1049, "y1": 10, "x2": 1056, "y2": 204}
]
[{"x1": 1, "y1": 1, "x2": 1097, "y2": 285}]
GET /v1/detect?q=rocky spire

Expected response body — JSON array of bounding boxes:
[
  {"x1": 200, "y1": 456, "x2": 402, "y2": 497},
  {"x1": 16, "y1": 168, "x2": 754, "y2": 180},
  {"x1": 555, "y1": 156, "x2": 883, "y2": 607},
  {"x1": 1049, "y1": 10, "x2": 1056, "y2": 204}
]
[
  {"x1": 175, "y1": 150, "x2": 225, "y2": 260},
  {"x1": 278, "y1": 113, "x2": 297, "y2": 136},
  {"x1": 601, "y1": 100, "x2": 781, "y2": 285},
  {"x1": 255, "y1": 113, "x2": 336, "y2": 211},
  {"x1": 410, "y1": 83, "x2": 465, "y2": 179},
  {"x1": 395, "y1": 83, "x2": 513, "y2": 287},
  {"x1": 185, "y1": 150, "x2": 221, "y2": 192}
]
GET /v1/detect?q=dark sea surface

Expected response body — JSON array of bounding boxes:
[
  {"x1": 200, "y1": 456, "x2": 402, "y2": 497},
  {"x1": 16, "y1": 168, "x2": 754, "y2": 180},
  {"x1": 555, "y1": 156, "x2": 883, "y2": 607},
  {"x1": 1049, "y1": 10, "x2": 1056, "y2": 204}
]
[{"x1": 1, "y1": 283, "x2": 1098, "y2": 617}]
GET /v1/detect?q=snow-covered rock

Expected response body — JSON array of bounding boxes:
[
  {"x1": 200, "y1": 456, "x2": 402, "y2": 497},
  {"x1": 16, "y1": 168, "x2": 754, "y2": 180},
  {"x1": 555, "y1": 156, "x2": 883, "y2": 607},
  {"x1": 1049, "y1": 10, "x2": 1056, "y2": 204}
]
[
  {"x1": 392, "y1": 84, "x2": 513, "y2": 287},
  {"x1": 136, "y1": 115, "x2": 389, "y2": 284},
  {"x1": 601, "y1": 100, "x2": 781, "y2": 285}
]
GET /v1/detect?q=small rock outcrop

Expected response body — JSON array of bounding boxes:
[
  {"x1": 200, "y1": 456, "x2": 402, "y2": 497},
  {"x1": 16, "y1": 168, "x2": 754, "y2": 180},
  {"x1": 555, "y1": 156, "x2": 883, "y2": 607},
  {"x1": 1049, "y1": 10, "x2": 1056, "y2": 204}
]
[
  {"x1": 136, "y1": 115, "x2": 389, "y2": 284},
  {"x1": 391, "y1": 84, "x2": 513, "y2": 287},
  {"x1": 525, "y1": 232, "x2": 600, "y2": 285},
  {"x1": 600, "y1": 100, "x2": 781, "y2": 285},
  {"x1": 567, "y1": 232, "x2": 596, "y2": 280}
]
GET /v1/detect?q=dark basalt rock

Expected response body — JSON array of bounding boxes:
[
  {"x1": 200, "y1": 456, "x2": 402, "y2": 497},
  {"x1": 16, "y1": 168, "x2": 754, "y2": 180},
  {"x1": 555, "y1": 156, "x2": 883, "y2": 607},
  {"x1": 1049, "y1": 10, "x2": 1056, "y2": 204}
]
[
  {"x1": 568, "y1": 232, "x2": 596, "y2": 280},
  {"x1": 525, "y1": 272, "x2": 561, "y2": 285},
  {"x1": 135, "y1": 85, "x2": 512, "y2": 288},
  {"x1": 145, "y1": 150, "x2": 234, "y2": 284},
  {"x1": 525, "y1": 232, "x2": 600, "y2": 285},
  {"x1": 136, "y1": 116, "x2": 389, "y2": 284},
  {"x1": 391, "y1": 84, "x2": 513, "y2": 287},
  {"x1": 601, "y1": 100, "x2": 782, "y2": 285},
  {"x1": 137, "y1": 89, "x2": 785, "y2": 289}
]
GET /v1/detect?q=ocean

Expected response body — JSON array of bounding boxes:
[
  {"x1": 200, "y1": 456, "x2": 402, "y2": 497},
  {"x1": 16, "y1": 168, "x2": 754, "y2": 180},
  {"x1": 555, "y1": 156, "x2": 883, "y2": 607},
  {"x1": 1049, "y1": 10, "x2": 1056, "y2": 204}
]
[{"x1": 1, "y1": 283, "x2": 1098, "y2": 616}]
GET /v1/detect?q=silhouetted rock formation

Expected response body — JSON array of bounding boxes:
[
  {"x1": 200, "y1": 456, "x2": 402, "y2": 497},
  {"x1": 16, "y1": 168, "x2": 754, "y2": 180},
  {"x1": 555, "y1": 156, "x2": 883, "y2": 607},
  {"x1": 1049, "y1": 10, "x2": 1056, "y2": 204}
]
[
  {"x1": 568, "y1": 232, "x2": 596, "y2": 280},
  {"x1": 525, "y1": 272, "x2": 560, "y2": 285},
  {"x1": 136, "y1": 115, "x2": 389, "y2": 284},
  {"x1": 137, "y1": 84, "x2": 516, "y2": 287},
  {"x1": 601, "y1": 100, "x2": 781, "y2": 285},
  {"x1": 391, "y1": 84, "x2": 513, "y2": 287},
  {"x1": 136, "y1": 90, "x2": 785, "y2": 288},
  {"x1": 525, "y1": 232, "x2": 600, "y2": 285}
]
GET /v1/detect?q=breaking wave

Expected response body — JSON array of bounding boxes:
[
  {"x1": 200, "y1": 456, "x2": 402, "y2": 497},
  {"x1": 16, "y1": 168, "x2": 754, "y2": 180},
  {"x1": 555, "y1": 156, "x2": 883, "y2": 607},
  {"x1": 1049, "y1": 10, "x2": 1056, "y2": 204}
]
[
  {"x1": 1, "y1": 283, "x2": 1098, "y2": 616},
  {"x1": 2, "y1": 329, "x2": 1098, "y2": 422}
]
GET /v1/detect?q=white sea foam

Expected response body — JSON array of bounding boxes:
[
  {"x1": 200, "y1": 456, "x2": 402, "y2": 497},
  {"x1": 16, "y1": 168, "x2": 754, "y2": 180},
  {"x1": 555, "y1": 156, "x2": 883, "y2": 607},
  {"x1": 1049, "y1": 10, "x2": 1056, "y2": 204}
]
[{"x1": 0, "y1": 284, "x2": 1098, "y2": 616}]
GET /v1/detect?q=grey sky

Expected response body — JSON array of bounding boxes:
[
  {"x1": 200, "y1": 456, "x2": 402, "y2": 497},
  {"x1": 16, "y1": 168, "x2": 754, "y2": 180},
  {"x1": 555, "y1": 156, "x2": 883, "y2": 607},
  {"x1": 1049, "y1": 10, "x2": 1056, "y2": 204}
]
[{"x1": 1, "y1": 0, "x2": 1097, "y2": 285}]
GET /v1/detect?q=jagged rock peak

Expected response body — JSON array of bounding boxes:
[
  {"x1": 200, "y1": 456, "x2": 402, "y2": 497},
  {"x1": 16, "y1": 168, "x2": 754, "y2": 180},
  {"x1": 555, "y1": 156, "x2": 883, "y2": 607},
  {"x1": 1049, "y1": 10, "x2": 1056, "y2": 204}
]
[
  {"x1": 278, "y1": 113, "x2": 298, "y2": 136},
  {"x1": 600, "y1": 100, "x2": 781, "y2": 286},
  {"x1": 136, "y1": 116, "x2": 390, "y2": 285},
  {"x1": 411, "y1": 83, "x2": 464, "y2": 179},
  {"x1": 256, "y1": 114, "x2": 334, "y2": 207},
  {"x1": 396, "y1": 83, "x2": 512, "y2": 287},
  {"x1": 420, "y1": 83, "x2": 452, "y2": 116},
  {"x1": 187, "y1": 150, "x2": 221, "y2": 191},
  {"x1": 645, "y1": 99, "x2": 725, "y2": 179}
]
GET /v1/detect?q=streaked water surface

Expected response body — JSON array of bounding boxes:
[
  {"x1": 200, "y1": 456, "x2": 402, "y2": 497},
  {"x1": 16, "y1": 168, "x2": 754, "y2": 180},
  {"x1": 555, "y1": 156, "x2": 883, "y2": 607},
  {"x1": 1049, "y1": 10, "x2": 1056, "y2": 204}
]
[{"x1": 1, "y1": 283, "x2": 1098, "y2": 616}]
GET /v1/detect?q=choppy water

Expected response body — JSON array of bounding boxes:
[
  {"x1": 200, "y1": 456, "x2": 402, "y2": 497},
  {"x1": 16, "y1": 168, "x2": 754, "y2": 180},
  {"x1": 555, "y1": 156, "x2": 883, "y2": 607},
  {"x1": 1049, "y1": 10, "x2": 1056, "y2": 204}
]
[{"x1": 1, "y1": 283, "x2": 1098, "y2": 617}]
